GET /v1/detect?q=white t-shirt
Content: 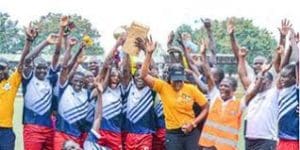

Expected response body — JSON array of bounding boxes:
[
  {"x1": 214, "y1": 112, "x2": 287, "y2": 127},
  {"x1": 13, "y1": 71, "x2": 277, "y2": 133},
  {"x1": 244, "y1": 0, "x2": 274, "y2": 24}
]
[{"x1": 245, "y1": 87, "x2": 279, "y2": 140}]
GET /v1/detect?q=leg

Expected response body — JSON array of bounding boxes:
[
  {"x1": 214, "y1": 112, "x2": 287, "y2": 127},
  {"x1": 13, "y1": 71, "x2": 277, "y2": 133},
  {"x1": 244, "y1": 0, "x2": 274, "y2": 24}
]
[
  {"x1": 0, "y1": 128, "x2": 15, "y2": 150},
  {"x1": 23, "y1": 125, "x2": 43, "y2": 150},
  {"x1": 153, "y1": 128, "x2": 166, "y2": 150},
  {"x1": 165, "y1": 132, "x2": 184, "y2": 150},
  {"x1": 184, "y1": 129, "x2": 201, "y2": 150}
]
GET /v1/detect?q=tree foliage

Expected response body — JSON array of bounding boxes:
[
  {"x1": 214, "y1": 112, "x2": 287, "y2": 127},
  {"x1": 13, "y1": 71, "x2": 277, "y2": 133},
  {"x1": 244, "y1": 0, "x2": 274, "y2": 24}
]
[
  {"x1": 0, "y1": 12, "x2": 23, "y2": 53},
  {"x1": 175, "y1": 17, "x2": 277, "y2": 65},
  {"x1": 32, "y1": 12, "x2": 103, "y2": 55}
]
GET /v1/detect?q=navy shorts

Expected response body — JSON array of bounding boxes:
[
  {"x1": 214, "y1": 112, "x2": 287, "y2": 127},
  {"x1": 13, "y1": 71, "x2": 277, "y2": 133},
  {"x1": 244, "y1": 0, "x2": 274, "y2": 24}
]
[{"x1": 0, "y1": 128, "x2": 15, "y2": 150}]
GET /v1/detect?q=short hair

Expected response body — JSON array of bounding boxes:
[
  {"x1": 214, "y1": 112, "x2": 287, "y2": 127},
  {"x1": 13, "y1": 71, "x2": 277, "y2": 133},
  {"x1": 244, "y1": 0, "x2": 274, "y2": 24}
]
[
  {"x1": 282, "y1": 64, "x2": 296, "y2": 78},
  {"x1": 70, "y1": 71, "x2": 85, "y2": 80},
  {"x1": 224, "y1": 76, "x2": 238, "y2": 91}
]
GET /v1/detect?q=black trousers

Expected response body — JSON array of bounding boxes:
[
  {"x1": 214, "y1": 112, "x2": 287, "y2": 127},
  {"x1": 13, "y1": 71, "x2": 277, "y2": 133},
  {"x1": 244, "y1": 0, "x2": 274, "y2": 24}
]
[
  {"x1": 245, "y1": 138, "x2": 277, "y2": 150},
  {"x1": 0, "y1": 127, "x2": 15, "y2": 150},
  {"x1": 166, "y1": 128, "x2": 200, "y2": 150}
]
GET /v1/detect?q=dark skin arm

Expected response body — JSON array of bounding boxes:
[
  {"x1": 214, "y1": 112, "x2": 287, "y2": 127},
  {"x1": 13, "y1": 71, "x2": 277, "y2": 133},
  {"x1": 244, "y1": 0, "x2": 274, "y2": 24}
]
[
  {"x1": 141, "y1": 36, "x2": 157, "y2": 88},
  {"x1": 278, "y1": 19, "x2": 292, "y2": 47},
  {"x1": 273, "y1": 45, "x2": 284, "y2": 73},
  {"x1": 199, "y1": 39, "x2": 216, "y2": 91},
  {"x1": 227, "y1": 18, "x2": 240, "y2": 62},
  {"x1": 237, "y1": 48, "x2": 252, "y2": 90},
  {"x1": 202, "y1": 18, "x2": 217, "y2": 65},
  {"x1": 52, "y1": 16, "x2": 68, "y2": 69},
  {"x1": 280, "y1": 45, "x2": 292, "y2": 69},
  {"x1": 23, "y1": 34, "x2": 59, "y2": 76},
  {"x1": 244, "y1": 64, "x2": 272, "y2": 104},
  {"x1": 19, "y1": 23, "x2": 39, "y2": 73}
]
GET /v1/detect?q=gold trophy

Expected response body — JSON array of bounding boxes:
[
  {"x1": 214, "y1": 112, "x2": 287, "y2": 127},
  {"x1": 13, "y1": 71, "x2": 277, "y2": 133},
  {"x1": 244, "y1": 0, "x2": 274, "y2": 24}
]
[{"x1": 122, "y1": 21, "x2": 149, "y2": 56}]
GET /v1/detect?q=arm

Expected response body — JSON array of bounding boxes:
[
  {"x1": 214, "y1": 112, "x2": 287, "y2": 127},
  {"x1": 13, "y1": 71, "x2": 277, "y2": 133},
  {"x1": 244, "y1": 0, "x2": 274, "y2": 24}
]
[
  {"x1": 278, "y1": 19, "x2": 292, "y2": 47},
  {"x1": 202, "y1": 18, "x2": 217, "y2": 65},
  {"x1": 244, "y1": 64, "x2": 272, "y2": 104},
  {"x1": 200, "y1": 40, "x2": 216, "y2": 91},
  {"x1": 280, "y1": 45, "x2": 292, "y2": 69},
  {"x1": 237, "y1": 48, "x2": 252, "y2": 90},
  {"x1": 120, "y1": 52, "x2": 132, "y2": 87},
  {"x1": 227, "y1": 18, "x2": 240, "y2": 62},
  {"x1": 51, "y1": 16, "x2": 68, "y2": 69},
  {"x1": 141, "y1": 36, "x2": 157, "y2": 88},
  {"x1": 185, "y1": 69, "x2": 208, "y2": 93},
  {"x1": 273, "y1": 45, "x2": 284, "y2": 73}
]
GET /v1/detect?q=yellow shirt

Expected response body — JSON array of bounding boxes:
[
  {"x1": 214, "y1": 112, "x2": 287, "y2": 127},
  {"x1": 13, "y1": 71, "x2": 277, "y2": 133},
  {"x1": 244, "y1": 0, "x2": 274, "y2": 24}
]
[
  {"x1": 0, "y1": 71, "x2": 21, "y2": 127},
  {"x1": 153, "y1": 78, "x2": 207, "y2": 129}
]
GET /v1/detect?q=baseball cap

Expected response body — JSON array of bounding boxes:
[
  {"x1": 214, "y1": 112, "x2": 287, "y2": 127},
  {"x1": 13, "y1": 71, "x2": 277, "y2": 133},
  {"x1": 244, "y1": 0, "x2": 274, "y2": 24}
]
[
  {"x1": 0, "y1": 57, "x2": 8, "y2": 67},
  {"x1": 169, "y1": 64, "x2": 185, "y2": 81}
]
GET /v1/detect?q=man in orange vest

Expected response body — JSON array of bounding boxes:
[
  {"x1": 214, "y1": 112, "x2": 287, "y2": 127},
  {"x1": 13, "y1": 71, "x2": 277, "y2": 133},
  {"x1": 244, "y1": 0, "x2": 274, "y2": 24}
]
[{"x1": 198, "y1": 43, "x2": 273, "y2": 150}]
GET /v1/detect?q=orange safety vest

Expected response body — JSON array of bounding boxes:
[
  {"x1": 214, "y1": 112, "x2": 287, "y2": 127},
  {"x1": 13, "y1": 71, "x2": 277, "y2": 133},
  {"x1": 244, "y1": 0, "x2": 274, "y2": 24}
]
[{"x1": 199, "y1": 96, "x2": 242, "y2": 150}]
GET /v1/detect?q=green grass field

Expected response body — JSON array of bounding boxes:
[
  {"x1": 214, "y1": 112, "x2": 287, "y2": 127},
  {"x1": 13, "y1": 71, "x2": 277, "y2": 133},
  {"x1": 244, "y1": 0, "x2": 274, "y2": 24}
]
[{"x1": 13, "y1": 87, "x2": 246, "y2": 150}]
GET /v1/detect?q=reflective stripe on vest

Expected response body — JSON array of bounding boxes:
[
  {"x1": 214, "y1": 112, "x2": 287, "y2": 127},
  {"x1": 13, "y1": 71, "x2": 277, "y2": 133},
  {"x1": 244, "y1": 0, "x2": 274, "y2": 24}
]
[
  {"x1": 201, "y1": 132, "x2": 237, "y2": 147},
  {"x1": 205, "y1": 120, "x2": 239, "y2": 135}
]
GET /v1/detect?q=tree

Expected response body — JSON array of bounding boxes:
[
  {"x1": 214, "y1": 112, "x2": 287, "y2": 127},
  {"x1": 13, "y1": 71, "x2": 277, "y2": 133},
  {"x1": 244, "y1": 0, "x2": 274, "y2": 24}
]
[
  {"x1": 175, "y1": 17, "x2": 277, "y2": 73},
  {"x1": 32, "y1": 12, "x2": 103, "y2": 55},
  {"x1": 0, "y1": 12, "x2": 23, "y2": 53}
]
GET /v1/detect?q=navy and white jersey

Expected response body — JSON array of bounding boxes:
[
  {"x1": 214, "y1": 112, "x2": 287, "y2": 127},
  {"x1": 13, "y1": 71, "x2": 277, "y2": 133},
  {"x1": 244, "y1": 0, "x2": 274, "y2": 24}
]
[
  {"x1": 124, "y1": 83, "x2": 156, "y2": 134},
  {"x1": 56, "y1": 82, "x2": 90, "y2": 137},
  {"x1": 154, "y1": 94, "x2": 165, "y2": 129},
  {"x1": 22, "y1": 68, "x2": 58, "y2": 127},
  {"x1": 278, "y1": 85, "x2": 299, "y2": 140},
  {"x1": 83, "y1": 129, "x2": 108, "y2": 150},
  {"x1": 101, "y1": 86, "x2": 122, "y2": 133},
  {"x1": 84, "y1": 92, "x2": 98, "y2": 132}
]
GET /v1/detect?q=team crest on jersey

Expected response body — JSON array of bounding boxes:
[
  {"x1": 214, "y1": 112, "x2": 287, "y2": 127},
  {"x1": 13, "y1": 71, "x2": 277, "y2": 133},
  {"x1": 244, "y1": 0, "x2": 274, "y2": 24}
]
[
  {"x1": 181, "y1": 93, "x2": 192, "y2": 103},
  {"x1": 3, "y1": 82, "x2": 11, "y2": 91}
]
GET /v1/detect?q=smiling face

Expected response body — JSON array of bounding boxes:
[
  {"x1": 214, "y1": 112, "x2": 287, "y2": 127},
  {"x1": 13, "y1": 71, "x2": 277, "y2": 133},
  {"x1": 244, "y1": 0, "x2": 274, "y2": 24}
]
[
  {"x1": 109, "y1": 69, "x2": 120, "y2": 89},
  {"x1": 84, "y1": 72, "x2": 95, "y2": 89},
  {"x1": 70, "y1": 72, "x2": 85, "y2": 92},
  {"x1": 280, "y1": 65, "x2": 296, "y2": 88},
  {"x1": 87, "y1": 57, "x2": 99, "y2": 76},
  {"x1": 219, "y1": 77, "x2": 236, "y2": 101},
  {"x1": 134, "y1": 69, "x2": 145, "y2": 90},
  {"x1": 34, "y1": 63, "x2": 49, "y2": 80},
  {"x1": 252, "y1": 56, "x2": 267, "y2": 75},
  {"x1": 170, "y1": 80, "x2": 184, "y2": 92}
]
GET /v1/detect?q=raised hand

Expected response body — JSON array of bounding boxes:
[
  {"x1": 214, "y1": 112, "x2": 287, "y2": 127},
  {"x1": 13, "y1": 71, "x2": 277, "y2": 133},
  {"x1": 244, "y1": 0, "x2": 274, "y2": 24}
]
[
  {"x1": 201, "y1": 18, "x2": 212, "y2": 29},
  {"x1": 278, "y1": 18, "x2": 292, "y2": 36},
  {"x1": 167, "y1": 31, "x2": 175, "y2": 46},
  {"x1": 60, "y1": 16, "x2": 69, "y2": 27},
  {"x1": 145, "y1": 35, "x2": 157, "y2": 54},
  {"x1": 24, "y1": 22, "x2": 38, "y2": 41},
  {"x1": 77, "y1": 52, "x2": 86, "y2": 64},
  {"x1": 135, "y1": 37, "x2": 146, "y2": 51},
  {"x1": 238, "y1": 47, "x2": 248, "y2": 58},
  {"x1": 46, "y1": 34, "x2": 60, "y2": 44},
  {"x1": 68, "y1": 37, "x2": 78, "y2": 47},
  {"x1": 227, "y1": 17, "x2": 235, "y2": 35},
  {"x1": 261, "y1": 63, "x2": 272, "y2": 74}
]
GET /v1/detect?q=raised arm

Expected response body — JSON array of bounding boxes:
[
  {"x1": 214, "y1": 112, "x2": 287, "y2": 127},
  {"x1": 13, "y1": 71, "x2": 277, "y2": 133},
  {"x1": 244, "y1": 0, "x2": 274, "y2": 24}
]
[
  {"x1": 202, "y1": 18, "x2": 217, "y2": 65},
  {"x1": 227, "y1": 18, "x2": 240, "y2": 62},
  {"x1": 141, "y1": 36, "x2": 157, "y2": 88},
  {"x1": 59, "y1": 38, "x2": 80, "y2": 85},
  {"x1": 51, "y1": 16, "x2": 68, "y2": 69},
  {"x1": 199, "y1": 39, "x2": 216, "y2": 91},
  {"x1": 237, "y1": 48, "x2": 252, "y2": 90},
  {"x1": 278, "y1": 19, "x2": 292, "y2": 47},
  {"x1": 23, "y1": 34, "x2": 58, "y2": 76},
  {"x1": 18, "y1": 23, "x2": 38, "y2": 73},
  {"x1": 273, "y1": 45, "x2": 284, "y2": 73},
  {"x1": 280, "y1": 28, "x2": 299, "y2": 68},
  {"x1": 244, "y1": 63, "x2": 272, "y2": 104}
]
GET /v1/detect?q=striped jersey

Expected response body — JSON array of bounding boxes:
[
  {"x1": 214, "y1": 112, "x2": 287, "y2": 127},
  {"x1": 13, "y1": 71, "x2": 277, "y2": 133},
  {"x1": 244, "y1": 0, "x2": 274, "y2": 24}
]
[
  {"x1": 278, "y1": 85, "x2": 299, "y2": 140},
  {"x1": 22, "y1": 68, "x2": 58, "y2": 127},
  {"x1": 101, "y1": 86, "x2": 122, "y2": 133},
  {"x1": 56, "y1": 82, "x2": 90, "y2": 137},
  {"x1": 124, "y1": 82, "x2": 156, "y2": 134},
  {"x1": 154, "y1": 94, "x2": 165, "y2": 128}
]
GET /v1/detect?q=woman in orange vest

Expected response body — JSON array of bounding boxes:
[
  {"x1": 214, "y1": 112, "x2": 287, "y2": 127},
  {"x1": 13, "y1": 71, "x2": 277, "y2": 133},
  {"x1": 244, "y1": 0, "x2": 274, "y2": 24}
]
[{"x1": 198, "y1": 43, "x2": 273, "y2": 150}]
